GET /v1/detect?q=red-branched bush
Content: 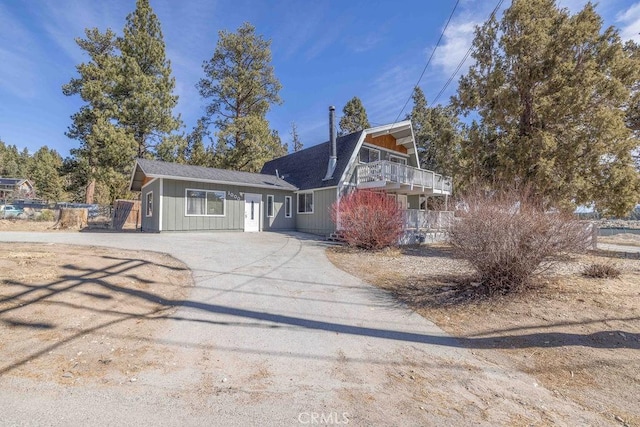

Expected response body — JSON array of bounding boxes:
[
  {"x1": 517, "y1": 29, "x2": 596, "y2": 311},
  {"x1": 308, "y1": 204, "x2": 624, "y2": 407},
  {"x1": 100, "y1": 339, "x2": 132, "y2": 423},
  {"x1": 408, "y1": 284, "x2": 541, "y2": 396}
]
[
  {"x1": 449, "y1": 188, "x2": 591, "y2": 294},
  {"x1": 331, "y1": 190, "x2": 404, "y2": 250}
]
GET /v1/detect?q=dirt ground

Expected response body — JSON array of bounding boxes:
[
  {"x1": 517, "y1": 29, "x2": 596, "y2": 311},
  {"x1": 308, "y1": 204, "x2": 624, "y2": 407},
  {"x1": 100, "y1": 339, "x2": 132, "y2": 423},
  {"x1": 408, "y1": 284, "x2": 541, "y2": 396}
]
[
  {"x1": 327, "y1": 240, "x2": 640, "y2": 427},
  {"x1": 0, "y1": 243, "x2": 192, "y2": 384},
  {"x1": 0, "y1": 219, "x2": 58, "y2": 232}
]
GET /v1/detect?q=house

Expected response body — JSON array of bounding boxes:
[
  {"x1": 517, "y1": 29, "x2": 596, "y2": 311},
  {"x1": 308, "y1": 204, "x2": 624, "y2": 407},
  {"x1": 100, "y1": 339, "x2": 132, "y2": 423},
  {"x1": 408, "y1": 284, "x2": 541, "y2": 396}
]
[
  {"x1": 130, "y1": 107, "x2": 452, "y2": 235},
  {"x1": 0, "y1": 178, "x2": 35, "y2": 201}
]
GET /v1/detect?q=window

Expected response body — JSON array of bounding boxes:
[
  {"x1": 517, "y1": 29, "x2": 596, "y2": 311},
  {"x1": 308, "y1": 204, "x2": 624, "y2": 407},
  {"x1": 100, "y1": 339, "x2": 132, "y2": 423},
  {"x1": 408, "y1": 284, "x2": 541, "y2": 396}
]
[
  {"x1": 390, "y1": 155, "x2": 407, "y2": 165},
  {"x1": 297, "y1": 192, "x2": 313, "y2": 214},
  {"x1": 145, "y1": 192, "x2": 153, "y2": 217},
  {"x1": 186, "y1": 189, "x2": 225, "y2": 216},
  {"x1": 284, "y1": 196, "x2": 292, "y2": 218},
  {"x1": 359, "y1": 146, "x2": 380, "y2": 163},
  {"x1": 267, "y1": 195, "x2": 274, "y2": 217}
]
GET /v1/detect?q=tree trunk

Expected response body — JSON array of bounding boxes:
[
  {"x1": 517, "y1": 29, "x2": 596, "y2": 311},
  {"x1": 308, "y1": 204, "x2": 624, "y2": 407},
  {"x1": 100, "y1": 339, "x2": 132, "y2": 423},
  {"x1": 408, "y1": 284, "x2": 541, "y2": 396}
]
[
  {"x1": 85, "y1": 179, "x2": 96, "y2": 204},
  {"x1": 54, "y1": 208, "x2": 88, "y2": 229}
]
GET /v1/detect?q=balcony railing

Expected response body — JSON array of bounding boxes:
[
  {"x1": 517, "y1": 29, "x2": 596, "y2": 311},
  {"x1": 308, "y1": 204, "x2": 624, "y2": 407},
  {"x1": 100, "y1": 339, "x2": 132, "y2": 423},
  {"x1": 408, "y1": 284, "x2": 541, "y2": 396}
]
[{"x1": 355, "y1": 160, "x2": 452, "y2": 194}]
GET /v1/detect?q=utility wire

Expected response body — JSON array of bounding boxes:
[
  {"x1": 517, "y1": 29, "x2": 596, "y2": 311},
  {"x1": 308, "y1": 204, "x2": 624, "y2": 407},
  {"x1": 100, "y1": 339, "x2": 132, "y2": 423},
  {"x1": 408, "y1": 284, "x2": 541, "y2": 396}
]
[
  {"x1": 430, "y1": 0, "x2": 506, "y2": 107},
  {"x1": 392, "y1": 0, "x2": 460, "y2": 124}
]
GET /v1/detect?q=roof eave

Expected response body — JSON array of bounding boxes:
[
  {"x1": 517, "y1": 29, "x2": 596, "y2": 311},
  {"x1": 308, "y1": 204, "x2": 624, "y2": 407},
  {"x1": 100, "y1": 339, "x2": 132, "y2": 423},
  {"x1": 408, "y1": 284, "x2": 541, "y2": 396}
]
[{"x1": 136, "y1": 173, "x2": 298, "y2": 191}]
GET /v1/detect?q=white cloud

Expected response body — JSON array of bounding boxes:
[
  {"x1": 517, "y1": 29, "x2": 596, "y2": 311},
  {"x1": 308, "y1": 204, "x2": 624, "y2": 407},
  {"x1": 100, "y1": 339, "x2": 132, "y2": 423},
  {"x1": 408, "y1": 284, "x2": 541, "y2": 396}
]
[
  {"x1": 432, "y1": 20, "x2": 478, "y2": 75},
  {"x1": 617, "y1": 2, "x2": 640, "y2": 41}
]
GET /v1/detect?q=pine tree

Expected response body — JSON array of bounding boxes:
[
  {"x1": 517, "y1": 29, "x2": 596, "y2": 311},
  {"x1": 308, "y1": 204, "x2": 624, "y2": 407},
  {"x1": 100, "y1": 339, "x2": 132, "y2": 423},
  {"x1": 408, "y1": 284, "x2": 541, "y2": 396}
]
[
  {"x1": 408, "y1": 87, "x2": 461, "y2": 175},
  {"x1": 63, "y1": 1, "x2": 181, "y2": 203},
  {"x1": 63, "y1": 28, "x2": 133, "y2": 203},
  {"x1": 339, "y1": 96, "x2": 370, "y2": 136},
  {"x1": 455, "y1": 0, "x2": 640, "y2": 216},
  {"x1": 197, "y1": 22, "x2": 283, "y2": 172},
  {"x1": 29, "y1": 147, "x2": 65, "y2": 202},
  {"x1": 290, "y1": 122, "x2": 303, "y2": 152},
  {"x1": 185, "y1": 118, "x2": 214, "y2": 166},
  {"x1": 118, "y1": 0, "x2": 182, "y2": 158}
]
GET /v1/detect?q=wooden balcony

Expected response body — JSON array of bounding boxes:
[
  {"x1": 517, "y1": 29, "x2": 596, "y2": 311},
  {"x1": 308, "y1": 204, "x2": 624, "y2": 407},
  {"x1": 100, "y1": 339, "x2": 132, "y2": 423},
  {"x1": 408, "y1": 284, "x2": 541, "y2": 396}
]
[{"x1": 355, "y1": 161, "x2": 452, "y2": 195}]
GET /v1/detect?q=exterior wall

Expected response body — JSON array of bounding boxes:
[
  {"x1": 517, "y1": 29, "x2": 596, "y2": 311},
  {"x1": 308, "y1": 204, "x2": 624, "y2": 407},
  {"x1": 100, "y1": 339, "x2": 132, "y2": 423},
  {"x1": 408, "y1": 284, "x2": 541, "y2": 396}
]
[
  {"x1": 141, "y1": 179, "x2": 161, "y2": 232},
  {"x1": 160, "y1": 179, "x2": 296, "y2": 232},
  {"x1": 364, "y1": 134, "x2": 408, "y2": 154},
  {"x1": 265, "y1": 192, "x2": 297, "y2": 230},
  {"x1": 296, "y1": 187, "x2": 337, "y2": 235}
]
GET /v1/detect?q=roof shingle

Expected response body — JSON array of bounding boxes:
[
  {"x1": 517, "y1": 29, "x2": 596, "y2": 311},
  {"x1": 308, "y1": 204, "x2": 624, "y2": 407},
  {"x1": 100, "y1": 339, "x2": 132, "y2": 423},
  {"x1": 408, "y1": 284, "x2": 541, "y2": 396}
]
[
  {"x1": 261, "y1": 131, "x2": 362, "y2": 191},
  {"x1": 132, "y1": 159, "x2": 298, "y2": 192}
]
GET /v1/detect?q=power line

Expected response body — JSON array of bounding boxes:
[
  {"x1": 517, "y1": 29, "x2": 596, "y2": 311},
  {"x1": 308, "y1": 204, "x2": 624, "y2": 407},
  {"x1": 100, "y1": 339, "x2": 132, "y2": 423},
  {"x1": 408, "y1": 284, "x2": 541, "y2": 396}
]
[
  {"x1": 429, "y1": 0, "x2": 506, "y2": 107},
  {"x1": 392, "y1": 0, "x2": 460, "y2": 124}
]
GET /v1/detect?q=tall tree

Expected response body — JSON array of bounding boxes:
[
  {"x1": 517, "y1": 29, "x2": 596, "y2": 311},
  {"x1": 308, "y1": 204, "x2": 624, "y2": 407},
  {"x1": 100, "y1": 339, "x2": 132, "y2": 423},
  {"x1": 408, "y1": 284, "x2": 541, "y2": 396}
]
[
  {"x1": 63, "y1": 1, "x2": 181, "y2": 203},
  {"x1": 339, "y1": 96, "x2": 370, "y2": 136},
  {"x1": 290, "y1": 122, "x2": 303, "y2": 152},
  {"x1": 0, "y1": 141, "x2": 30, "y2": 178},
  {"x1": 185, "y1": 118, "x2": 215, "y2": 166},
  {"x1": 408, "y1": 87, "x2": 461, "y2": 175},
  {"x1": 197, "y1": 22, "x2": 284, "y2": 172},
  {"x1": 455, "y1": 0, "x2": 640, "y2": 216},
  {"x1": 62, "y1": 28, "x2": 133, "y2": 203},
  {"x1": 118, "y1": 0, "x2": 182, "y2": 158},
  {"x1": 29, "y1": 147, "x2": 65, "y2": 202}
]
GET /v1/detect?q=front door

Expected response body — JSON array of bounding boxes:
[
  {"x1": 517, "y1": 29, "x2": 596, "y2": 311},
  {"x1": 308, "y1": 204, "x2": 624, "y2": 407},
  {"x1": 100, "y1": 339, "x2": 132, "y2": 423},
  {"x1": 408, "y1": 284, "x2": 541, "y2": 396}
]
[{"x1": 244, "y1": 193, "x2": 261, "y2": 232}]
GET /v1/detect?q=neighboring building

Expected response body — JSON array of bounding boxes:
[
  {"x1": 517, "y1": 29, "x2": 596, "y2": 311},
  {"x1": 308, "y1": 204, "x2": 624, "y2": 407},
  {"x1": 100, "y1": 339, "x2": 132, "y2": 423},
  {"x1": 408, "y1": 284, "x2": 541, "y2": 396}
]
[
  {"x1": 130, "y1": 107, "x2": 452, "y2": 235},
  {"x1": 0, "y1": 178, "x2": 35, "y2": 201}
]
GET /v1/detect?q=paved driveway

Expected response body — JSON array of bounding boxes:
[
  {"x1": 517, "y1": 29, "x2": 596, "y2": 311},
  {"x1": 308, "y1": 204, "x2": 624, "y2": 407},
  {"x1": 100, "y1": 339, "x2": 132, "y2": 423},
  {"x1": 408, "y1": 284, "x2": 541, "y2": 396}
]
[{"x1": 0, "y1": 231, "x2": 606, "y2": 426}]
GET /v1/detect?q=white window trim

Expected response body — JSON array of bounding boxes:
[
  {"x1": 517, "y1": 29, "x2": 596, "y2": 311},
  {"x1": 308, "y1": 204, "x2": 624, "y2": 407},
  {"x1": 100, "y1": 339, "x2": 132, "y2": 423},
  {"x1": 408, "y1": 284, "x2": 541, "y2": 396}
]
[
  {"x1": 284, "y1": 196, "x2": 292, "y2": 218},
  {"x1": 297, "y1": 192, "x2": 314, "y2": 214},
  {"x1": 267, "y1": 195, "x2": 275, "y2": 218},
  {"x1": 184, "y1": 188, "x2": 226, "y2": 217},
  {"x1": 390, "y1": 154, "x2": 407, "y2": 164},
  {"x1": 145, "y1": 191, "x2": 153, "y2": 217}
]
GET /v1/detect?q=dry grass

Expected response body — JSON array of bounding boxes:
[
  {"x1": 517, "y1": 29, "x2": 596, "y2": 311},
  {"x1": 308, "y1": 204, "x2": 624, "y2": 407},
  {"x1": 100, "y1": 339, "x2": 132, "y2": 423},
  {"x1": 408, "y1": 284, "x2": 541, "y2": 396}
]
[
  {"x1": 582, "y1": 263, "x2": 622, "y2": 279},
  {"x1": 327, "y1": 244, "x2": 640, "y2": 426}
]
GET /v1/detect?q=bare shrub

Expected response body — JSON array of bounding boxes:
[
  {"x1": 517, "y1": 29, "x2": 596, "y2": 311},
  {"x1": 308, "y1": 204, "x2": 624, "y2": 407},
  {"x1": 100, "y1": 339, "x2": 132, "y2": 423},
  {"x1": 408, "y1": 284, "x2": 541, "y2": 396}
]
[
  {"x1": 582, "y1": 263, "x2": 621, "y2": 279},
  {"x1": 331, "y1": 190, "x2": 404, "y2": 250},
  {"x1": 449, "y1": 188, "x2": 591, "y2": 294}
]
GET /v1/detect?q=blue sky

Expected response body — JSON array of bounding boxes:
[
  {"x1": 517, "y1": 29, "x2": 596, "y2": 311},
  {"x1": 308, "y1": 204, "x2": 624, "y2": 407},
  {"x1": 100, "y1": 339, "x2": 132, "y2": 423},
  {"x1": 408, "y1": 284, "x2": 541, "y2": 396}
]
[{"x1": 1, "y1": 0, "x2": 639, "y2": 158}]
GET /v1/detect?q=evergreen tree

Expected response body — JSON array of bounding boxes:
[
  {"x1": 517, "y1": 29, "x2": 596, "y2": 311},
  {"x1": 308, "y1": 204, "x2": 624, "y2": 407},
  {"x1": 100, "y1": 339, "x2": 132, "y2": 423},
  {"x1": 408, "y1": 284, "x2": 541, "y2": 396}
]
[
  {"x1": 185, "y1": 118, "x2": 214, "y2": 166},
  {"x1": 62, "y1": 28, "x2": 132, "y2": 203},
  {"x1": 118, "y1": 0, "x2": 182, "y2": 158},
  {"x1": 290, "y1": 122, "x2": 303, "y2": 152},
  {"x1": 339, "y1": 96, "x2": 370, "y2": 136},
  {"x1": 0, "y1": 141, "x2": 30, "y2": 178},
  {"x1": 455, "y1": 0, "x2": 640, "y2": 216},
  {"x1": 408, "y1": 87, "x2": 461, "y2": 175},
  {"x1": 197, "y1": 22, "x2": 283, "y2": 172},
  {"x1": 63, "y1": 0, "x2": 181, "y2": 202},
  {"x1": 29, "y1": 147, "x2": 65, "y2": 202}
]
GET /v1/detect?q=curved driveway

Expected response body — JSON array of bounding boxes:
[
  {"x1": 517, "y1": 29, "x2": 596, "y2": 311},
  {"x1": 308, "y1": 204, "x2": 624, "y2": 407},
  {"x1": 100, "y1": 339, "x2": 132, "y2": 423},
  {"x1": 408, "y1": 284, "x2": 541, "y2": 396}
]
[{"x1": 0, "y1": 231, "x2": 606, "y2": 426}]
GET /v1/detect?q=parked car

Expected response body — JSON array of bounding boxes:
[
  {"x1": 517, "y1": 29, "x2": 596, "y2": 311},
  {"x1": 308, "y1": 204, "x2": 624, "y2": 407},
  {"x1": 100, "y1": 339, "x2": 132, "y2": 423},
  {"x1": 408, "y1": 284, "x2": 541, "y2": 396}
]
[{"x1": 0, "y1": 205, "x2": 24, "y2": 218}]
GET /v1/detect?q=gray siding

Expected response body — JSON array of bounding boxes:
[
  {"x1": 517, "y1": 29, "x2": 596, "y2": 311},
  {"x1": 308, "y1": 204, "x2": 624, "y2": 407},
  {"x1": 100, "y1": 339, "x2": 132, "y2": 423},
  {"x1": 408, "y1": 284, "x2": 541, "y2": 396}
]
[
  {"x1": 264, "y1": 193, "x2": 297, "y2": 230},
  {"x1": 296, "y1": 188, "x2": 337, "y2": 235},
  {"x1": 141, "y1": 179, "x2": 160, "y2": 232},
  {"x1": 160, "y1": 179, "x2": 295, "y2": 232}
]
